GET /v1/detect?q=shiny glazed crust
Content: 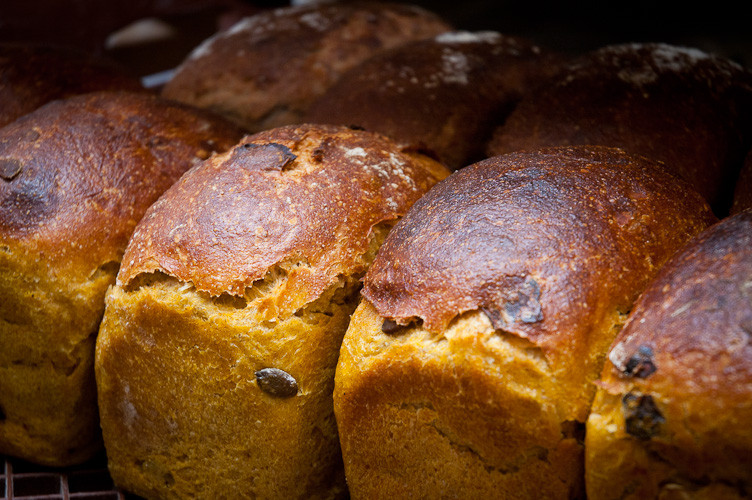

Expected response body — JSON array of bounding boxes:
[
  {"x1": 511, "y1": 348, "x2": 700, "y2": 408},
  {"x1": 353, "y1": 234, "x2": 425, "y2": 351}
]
[
  {"x1": 0, "y1": 91, "x2": 244, "y2": 466},
  {"x1": 305, "y1": 31, "x2": 561, "y2": 170},
  {"x1": 336, "y1": 146, "x2": 717, "y2": 498},
  {"x1": 0, "y1": 42, "x2": 145, "y2": 127},
  {"x1": 161, "y1": 1, "x2": 452, "y2": 132},
  {"x1": 586, "y1": 209, "x2": 752, "y2": 499},
  {"x1": 486, "y1": 43, "x2": 752, "y2": 214},
  {"x1": 97, "y1": 123, "x2": 449, "y2": 498}
]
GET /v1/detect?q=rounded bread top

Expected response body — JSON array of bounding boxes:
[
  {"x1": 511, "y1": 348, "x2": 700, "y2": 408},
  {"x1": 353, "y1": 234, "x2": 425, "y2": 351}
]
[
  {"x1": 117, "y1": 123, "x2": 448, "y2": 311},
  {"x1": 362, "y1": 146, "x2": 717, "y2": 362},
  {"x1": 161, "y1": 1, "x2": 452, "y2": 132},
  {"x1": 305, "y1": 30, "x2": 559, "y2": 170},
  {"x1": 0, "y1": 91, "x2": 245, "y2": 279},
  {"x1": 603, "y1": 208, "x2": 752, "y2": 401},
  {"x1": 487, "y1": 42, "x2": 752, "y2": 213},
  {"x1": 0, "y1": 42, "x2": 145, "y2": 127}
]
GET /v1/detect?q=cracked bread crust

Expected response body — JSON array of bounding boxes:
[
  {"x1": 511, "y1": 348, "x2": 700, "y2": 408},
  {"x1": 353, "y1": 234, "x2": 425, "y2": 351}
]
[
  {"x1": 0, "y1": 91, "x2": 245, "y2": 466},
  {"x1": 118, "y1": 123, "x2": 449, "y2": 310},
  {"x1": 586, "y1": 209, "x2": 752, "y2": 499},
  {"x1": 337, "y1": 302, "x2": 584, "y2": 499},
  {"x1": 96, "y1": 123, "x2": 449, "y2": 499},
  {"x1": 161, "y1": 1, "x2": 452, "y2": 133},
  {"x1": 337, "y1": 146, "x2": 716, "y2": 498}
]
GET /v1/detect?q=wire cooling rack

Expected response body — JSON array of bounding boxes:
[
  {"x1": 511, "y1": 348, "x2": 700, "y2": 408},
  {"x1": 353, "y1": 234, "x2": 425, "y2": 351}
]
[{"x1": 1, "y1": 453, "x2": 140, "y2": 500}]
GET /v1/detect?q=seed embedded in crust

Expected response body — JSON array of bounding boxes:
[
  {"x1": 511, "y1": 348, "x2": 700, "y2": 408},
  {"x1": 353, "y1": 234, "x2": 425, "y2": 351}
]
[
  {"x1": 255, "y1": 368, "x2": 299, "y2": 397},
  {"x1": 622, "y1": 392, "x2": 664, "y2": 440},
  {"x1": 623, "y1": 344, "x2": 657, "y2": 378}
]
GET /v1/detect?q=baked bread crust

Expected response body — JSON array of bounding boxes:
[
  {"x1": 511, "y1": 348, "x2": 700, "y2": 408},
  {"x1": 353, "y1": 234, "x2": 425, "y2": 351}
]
[
  {"x1": 305, "y1": 31, "x2": 561, "y2": 170},
  {"x1": 0, "y1": 43, "x2": 145, "y2": 127},
  {"x1": 0, "y1": 91, "x2": 244, "y2": 466},
  {"x1": 96, "y1": 123, "x2": 448, "y2": 498},
  {"x1": 161, "y1": 1, "x2": 452, "y2": 132},
  {"x1": 486, "y1": 43, "x2": 752, "y2": 215},
  {"x1": 118, "y1": 123, "x2": 448, "y2": 306},
  {"x1": 337, "y1": 146, "x2": 716, "y2": 498},
  {"x1": 586, "y1": 209, "x2": 752, "y2": 499}
]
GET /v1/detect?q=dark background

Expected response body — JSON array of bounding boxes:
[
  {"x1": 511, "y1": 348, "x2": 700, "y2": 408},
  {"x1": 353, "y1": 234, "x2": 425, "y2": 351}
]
[{"x1": 1, "y1": 0, "x2": 750, "y2": 77}]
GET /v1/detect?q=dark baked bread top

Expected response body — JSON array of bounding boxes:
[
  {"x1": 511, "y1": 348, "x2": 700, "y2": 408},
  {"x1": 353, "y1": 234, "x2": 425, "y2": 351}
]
[
  {"x1": 0, "y1": 91, "x2": 245, "y2": 279},
  {"x1": 118, "y1": 123, "x2": 448, "y2": 311},
  {"x1": 161, "y1": 1, "x2": 452, "y2": 132},
  {"x1": 362, "y1": 146, "x2": 716, "y2": 363},
  {"x1": 305, "y1": 31, "x2": 559, "y2": 170},
  {"x1": 603, "y1": 208, "x2": 752, "y2": 399},
  {"x1": 487, "y1": 43, "x2": 752, "y2": 215},
  {"x1": 0, "y1": 43, "x2": 145, "y2": 127}
]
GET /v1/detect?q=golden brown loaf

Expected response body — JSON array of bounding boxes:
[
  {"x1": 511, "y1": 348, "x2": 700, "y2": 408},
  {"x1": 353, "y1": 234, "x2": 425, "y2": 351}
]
[
  {"x1": 486, "y1": 42, "x2": 752, "y2": 216},
  {"x1": 586, "y1": 208, "x2": 752, "y2": 499},
  {"x1": 305, "y1": 30, "x2": 561, "y2": 170},
  {"x1": 334, "y1": 146, "x2": 717, "y2": 499},
  {"x1": 161, "y1": 1, "x2": 452, "y2": 132},
  {"x1": 0, "y1": 91, "x2": 244, "y2": 466},
  {"x1": 95, "y1": 123, "x2": 449, "y2": 499},
  {"x1": 0, "y1": 42, "x2": 146, "y2": 127}
]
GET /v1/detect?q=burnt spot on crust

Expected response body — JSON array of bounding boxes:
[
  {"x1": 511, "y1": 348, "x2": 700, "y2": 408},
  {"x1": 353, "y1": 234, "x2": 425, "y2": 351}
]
[
  {"x1": 255, "y1": 368, "x2": 299, "y2": 398},
  {"x1": 623, "y1": 392, "x2": 664, "y2": 440},
  {"x1": 482, "y1": 275, "x2": 543, "y2": 331},
  {"x1": 0, "y1": 158, "x2": 23, "y2": 181},
  {"x1": 623, "y1": 344, "x2": 657, "y2": 378},
  {"x1": 231, "y1": 142, "x2": 298, "y2": 172}
]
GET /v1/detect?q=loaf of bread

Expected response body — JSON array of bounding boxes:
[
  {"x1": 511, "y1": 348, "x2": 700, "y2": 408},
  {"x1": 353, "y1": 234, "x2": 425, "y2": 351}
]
[
  {"x1": 161, "y1": 1, "x2": 452, "y2": 132},
  {"x1": 334, "y1": 146, "x2": 716, "y2": 499},
  {"x1": 305, "y1": 30, "x2": 561, "y2": 170},
  {"x1": 0, "y1": 42, "x2": 145, "y2": 127},
  {"x1": 95, "y1": 123, "x2": 449, "y2": 499},
  {"x1": 586, "y1": 208, "x2": 752, "y2": 499},
  {"x1": 0, "y1": 91, "x2": 244, "y2": 466},
  {"x1": 486, "y1": 42, "x2": 752, "y2": 216},
  {"x1": 732, "y1": 149, "x2": 752, "y2": 213}
]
